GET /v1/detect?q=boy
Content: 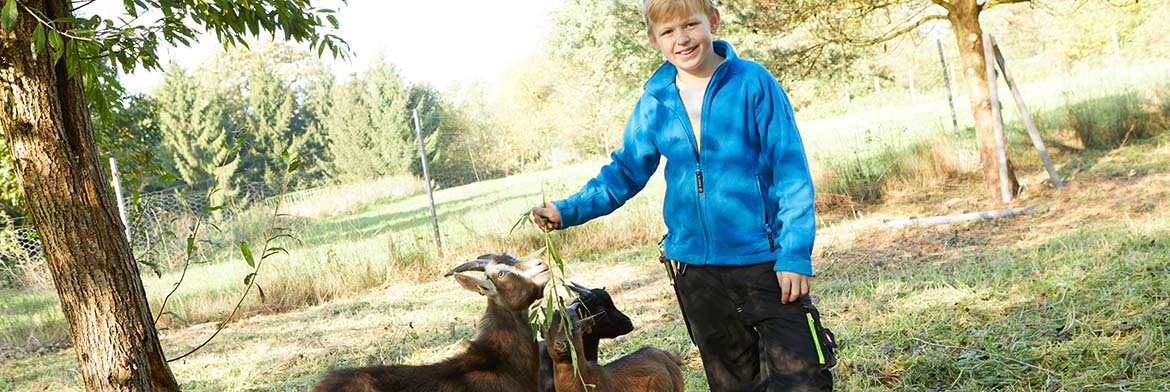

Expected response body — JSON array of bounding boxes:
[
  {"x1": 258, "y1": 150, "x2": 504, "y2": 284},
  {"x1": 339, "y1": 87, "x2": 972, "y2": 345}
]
[{"x1": 531, "y1": 0, "x2": 833, "y2": 391}]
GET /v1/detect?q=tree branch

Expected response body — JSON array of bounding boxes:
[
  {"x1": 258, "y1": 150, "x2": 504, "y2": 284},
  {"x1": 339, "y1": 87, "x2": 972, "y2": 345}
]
[
  {"x1": 828, "y1": 13, "x2": 949, "y2": 47},
  {"x1": 19, "y1": 3, "x2": 98, "y2": 43},
  {"x1": 931, "y1": 0, "x2": 956, "y2": 14},
  {"x1": 70, "y1": 0, "x2": 98, "y2": 12},
  {"x1": 982, "y1": 0, "x2": 1032, "y2": 12}
]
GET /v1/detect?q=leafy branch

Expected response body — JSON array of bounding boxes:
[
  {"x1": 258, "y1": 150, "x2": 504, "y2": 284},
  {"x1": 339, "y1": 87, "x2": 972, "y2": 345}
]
[
  {"x1": 514, "y1": 183, "x2": 590, "y2": 389},
  {"x1": 167, "y1": 154, "x2": 301, "y2": 363},
  {"x1": 152, "y1": 135, "x2": 245, "y2": 325}
]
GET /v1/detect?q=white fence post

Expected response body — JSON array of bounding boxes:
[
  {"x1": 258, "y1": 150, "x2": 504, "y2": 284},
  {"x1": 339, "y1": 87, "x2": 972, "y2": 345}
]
[{"x1": 109, "y1": 157, "x2": 131, "y2": 242}]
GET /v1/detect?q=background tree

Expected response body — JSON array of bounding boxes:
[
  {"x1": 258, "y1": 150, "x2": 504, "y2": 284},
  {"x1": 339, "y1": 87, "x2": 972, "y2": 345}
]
[
  {"x1": 429, "y1": 81, "x2": 511, "y2": 185},
  {"x1": 213, "y1": 42, "x2": 333, "y2": 188},
  {"x1": 324, "y1": 60, "x2": 414, "y2": 181},
  {"x1": 724, "y1": 0, "x2": 1043, "y2": 201},
  {"x1": 93, "y1": 94, "x2": 165, "y2": 192},
  {"x1": 153, "y1": 64, "x2": 242, "y2": 190},
  {"x1": 0, "y1": 0, "x2": 345, "y2": 390}
]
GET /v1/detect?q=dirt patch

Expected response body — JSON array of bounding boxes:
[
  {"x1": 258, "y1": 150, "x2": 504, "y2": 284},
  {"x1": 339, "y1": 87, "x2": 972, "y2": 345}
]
[{"x1": 818, "y1": 140, "x2": 1170, "y2": 267}]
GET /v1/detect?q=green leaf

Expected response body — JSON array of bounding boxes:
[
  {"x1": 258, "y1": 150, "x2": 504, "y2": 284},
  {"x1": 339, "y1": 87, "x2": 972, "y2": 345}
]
[
  {"x1": 140, "y1": 259, "x2": 162, "y2": 278},
  {"x1": 186, "y1": 236, "x2": 196, "y2": 254},
  {"x1": 52, "y1": 17, "x2": 90, "y2": 26},
  {"x1": 66, "y1": 41, "x2": 80, "y2": 78},
  {"x1": 48, "y1": 30, "x2": 63, "y2": 65},
  {"x1": 286, "y1": 160, "x2": 301, "y2": 173},
  {"x1": 263, "y1": 247, "x2": 288, "y2": 259},
  {"x1": 518, "y1": 246, "x2": 546, "y2": 262},
  {"x1": 1, "y1": 0, "x2": 17, "y2": 33},
  {"x1": 243, "y1": 272, "x2": 255, "y2": 286},
  {"x1": 30, "y1": 23, "x2": 45, "y2": 57},
  {"x1": 509, "y1": 210, "x2": 530, "y2": 235},
  {"x1": 256, "y1": 283, "x2": 266, "y2": 302},
  {"x1": 240, "y1": 242, "x2": 255, "y2": 267},
  {"x1": 163, "y1": 311, "x2": 186, "y2": 323}
]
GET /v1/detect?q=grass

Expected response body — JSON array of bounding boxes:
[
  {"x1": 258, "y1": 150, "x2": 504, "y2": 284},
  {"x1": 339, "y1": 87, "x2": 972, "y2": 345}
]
[
  {"x1": 1, "y1": 61, "x2": 1169, "y2": 390},
  {"x1": 3, "y1": 131, "x2": 1166, "y2": 391}
]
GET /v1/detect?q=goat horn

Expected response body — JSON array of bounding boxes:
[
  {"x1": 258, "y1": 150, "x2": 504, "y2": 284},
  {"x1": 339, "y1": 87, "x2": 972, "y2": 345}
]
[
  {"x1": 566, "y1": 281, "x2": 591, "y2": 295},
  {"x1": 443, "y1": 258, "x2": 490, "y2": 277},
  {"x1": 476, "y1": 253, "x2": 519, "y2": 266}
]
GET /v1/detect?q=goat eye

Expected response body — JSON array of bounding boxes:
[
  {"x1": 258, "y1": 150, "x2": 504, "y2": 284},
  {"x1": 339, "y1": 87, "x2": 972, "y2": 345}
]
[{"x1": 497, "y1": 271, "x2": 506, "y2": 278}]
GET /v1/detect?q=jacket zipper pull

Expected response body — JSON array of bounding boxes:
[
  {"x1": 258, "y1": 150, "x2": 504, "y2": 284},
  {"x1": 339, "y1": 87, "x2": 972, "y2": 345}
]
[
  {"x1": 767, "y1": 229, "x2": 776, "y2": 252},
  {"x1": 695, "y1": 170, "x2": 704, "y2": 193}
]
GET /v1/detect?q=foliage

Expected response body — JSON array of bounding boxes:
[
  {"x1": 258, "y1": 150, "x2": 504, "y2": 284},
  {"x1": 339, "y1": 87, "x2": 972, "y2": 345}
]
[
  {"x1": 93, "y1": 94, "x2": 166, "y2": 191},
  {"x1": 210, "y1": 43, "x2": 334, "y2": 188},
  {"x1": 153, "y1": 63, "x2": 243, "y2": 197},
  {"x1": 427, "y1": 82, "x2": 512, "y2": 185},
  {"x1": 324, "y1": 59, "x2": 415, "y2": 181}
]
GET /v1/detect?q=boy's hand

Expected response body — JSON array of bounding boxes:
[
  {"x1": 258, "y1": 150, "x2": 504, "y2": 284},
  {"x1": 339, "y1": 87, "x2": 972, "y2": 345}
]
[
  {"x1": 530, "y1": 202, "x2": 562, "y2": 232},
  {"x1": 776, "y1": 271, "x2": 810, "y2": 304}
]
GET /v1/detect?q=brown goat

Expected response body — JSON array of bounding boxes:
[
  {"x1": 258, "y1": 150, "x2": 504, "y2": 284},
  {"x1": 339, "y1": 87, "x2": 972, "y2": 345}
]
[
  {"x1": 539, "y1": 282, "x2": 635, "y2": 392},
  {"x1": 545, "y1": 302, "x2": 684, "y2": 392},
  {"x1": 311, "y1": 254, "x2": 551, "y2": 392}
]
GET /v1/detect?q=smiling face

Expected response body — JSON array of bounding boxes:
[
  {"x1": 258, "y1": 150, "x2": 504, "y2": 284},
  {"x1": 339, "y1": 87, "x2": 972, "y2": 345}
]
[{"x1": 647, "y1": 9, "x2": 721, "y2": 81}]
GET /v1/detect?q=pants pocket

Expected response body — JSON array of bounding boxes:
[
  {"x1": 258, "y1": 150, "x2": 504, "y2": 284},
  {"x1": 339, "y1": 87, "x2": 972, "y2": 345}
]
[{"x1": 800, "y1": 297, "x2": 838, "y2": 369}]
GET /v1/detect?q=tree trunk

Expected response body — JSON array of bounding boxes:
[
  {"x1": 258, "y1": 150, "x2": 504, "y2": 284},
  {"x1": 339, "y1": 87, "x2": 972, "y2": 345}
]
[
  {"x1": 949, "y1": 0, "x2": 1019, "y2": 202},
  {"x1": 0, "y1": 1, "x2": 179, "y2": 391}
]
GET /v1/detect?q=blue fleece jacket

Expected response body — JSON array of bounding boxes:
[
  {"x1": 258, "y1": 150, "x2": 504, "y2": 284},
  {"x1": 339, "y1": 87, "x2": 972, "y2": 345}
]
[{"x1": 551, "y1": 41, "x2": 817, "y2": 276}]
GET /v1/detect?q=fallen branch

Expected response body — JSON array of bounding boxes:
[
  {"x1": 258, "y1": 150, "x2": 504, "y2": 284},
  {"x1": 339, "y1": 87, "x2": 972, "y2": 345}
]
[{"x1": 882, "y1": 206, "x2": 1044, "y2": 228}]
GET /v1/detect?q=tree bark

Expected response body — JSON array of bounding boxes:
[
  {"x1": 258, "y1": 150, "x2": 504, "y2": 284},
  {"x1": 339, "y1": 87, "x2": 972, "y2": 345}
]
[
  {"x1": 0, "y1": 1, "x2": 179, "y2": 390},
  {"x1": 948, "y1": 0, "x2": 1019, "y2": 202}
]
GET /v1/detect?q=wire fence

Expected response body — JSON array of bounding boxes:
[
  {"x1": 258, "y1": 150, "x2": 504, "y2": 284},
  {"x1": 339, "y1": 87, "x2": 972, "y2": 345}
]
[{"x1": 0, "y1": 181, "x2": 280, "y2": 288}]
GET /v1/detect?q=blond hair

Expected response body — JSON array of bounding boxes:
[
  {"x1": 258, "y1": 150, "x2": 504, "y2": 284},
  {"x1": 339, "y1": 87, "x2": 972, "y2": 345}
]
[{"x1": 641, "y1": 0, "x2": 717, "y2": 33}]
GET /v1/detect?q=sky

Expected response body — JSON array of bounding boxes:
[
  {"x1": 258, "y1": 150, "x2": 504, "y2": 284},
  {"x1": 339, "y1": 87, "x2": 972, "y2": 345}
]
[{"x1": 84, "y1": 0, "x2": 562, "y2": 94}]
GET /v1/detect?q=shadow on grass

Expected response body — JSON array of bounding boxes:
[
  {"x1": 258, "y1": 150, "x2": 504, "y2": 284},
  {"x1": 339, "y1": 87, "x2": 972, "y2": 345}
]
[
  {"x1": 302, "y1": 190, "x2": 540, "y2": 245},
  {"x1": 820, "y1": 222, "x2": 1170, "y2": 390}
]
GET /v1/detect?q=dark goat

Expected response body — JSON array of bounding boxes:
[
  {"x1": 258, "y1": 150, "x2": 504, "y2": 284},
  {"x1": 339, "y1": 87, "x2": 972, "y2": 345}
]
[
  {"x1": 539, "y1": 282, "x2": 634, "y2": 392},
  {"x1": 546, "y1": 302, "x2": 684, "y2": 392},
  {"x1": 311, "y1": 253, "x2": 551, "y2": 392}
]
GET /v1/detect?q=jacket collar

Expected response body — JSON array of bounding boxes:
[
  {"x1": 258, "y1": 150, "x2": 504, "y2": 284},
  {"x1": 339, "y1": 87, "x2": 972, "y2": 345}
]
[{"x1": 644, "y1": 40, "x2": 737, "y2": 100}]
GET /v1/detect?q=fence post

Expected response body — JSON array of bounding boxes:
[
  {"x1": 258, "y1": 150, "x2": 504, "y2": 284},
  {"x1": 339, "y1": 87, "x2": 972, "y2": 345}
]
[
  {"x1": 109, "y1": 157, "x2": 131, "y2": 242},
  {"x1": 937, "y1": 38, "x2": 961, "y2": 142},
  {"x1": 983, "y1": 32, "x2": 1012, "y2": 204},
  {"x1": 1111, "y1": 25, "x2": 1121, "y2": 62},
  {"x1": 908, "y1": 69, "x2": 917, "y2": 104},
  {"x1": 413, "y1": 109, "x2": 443, "y2": 258},
  {"x1": 989, "y1": 35, "x2": 1064, "y2": 188}
]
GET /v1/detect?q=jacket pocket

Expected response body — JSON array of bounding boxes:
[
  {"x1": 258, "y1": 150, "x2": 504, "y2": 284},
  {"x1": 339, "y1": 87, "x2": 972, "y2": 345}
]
[{"x1": 754, "y1": 175, "x2": 775, "y2": 252}]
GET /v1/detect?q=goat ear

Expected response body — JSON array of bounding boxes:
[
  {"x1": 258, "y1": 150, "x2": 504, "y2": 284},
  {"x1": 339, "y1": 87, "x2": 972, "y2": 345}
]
[
  {"x1": 454, "y1": 273, "x2": 494, "y2": 296},
  {"x1": 576, "y1": 312, "x2": 602, "y2": 333}
]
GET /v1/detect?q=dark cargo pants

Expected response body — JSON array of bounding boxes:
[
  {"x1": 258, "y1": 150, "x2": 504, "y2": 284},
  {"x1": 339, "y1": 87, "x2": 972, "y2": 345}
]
[{"x1": 670, "y1": 261, "x2": 834, "y2": 392}]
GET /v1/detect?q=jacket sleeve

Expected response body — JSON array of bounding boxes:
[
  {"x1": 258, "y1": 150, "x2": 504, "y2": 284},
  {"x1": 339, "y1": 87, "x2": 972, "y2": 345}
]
[
  {"x1": 552, "y1": 98, "x2": 661, "y2": 229},
  {"x1": 754, "y1": 71, "x2": 817, "y2": 276}
]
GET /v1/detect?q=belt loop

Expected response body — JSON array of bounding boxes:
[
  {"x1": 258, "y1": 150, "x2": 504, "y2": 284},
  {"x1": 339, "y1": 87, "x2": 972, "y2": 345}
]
[{"x1": 678, "y1": 263, "x2": 688, "y2": 277}]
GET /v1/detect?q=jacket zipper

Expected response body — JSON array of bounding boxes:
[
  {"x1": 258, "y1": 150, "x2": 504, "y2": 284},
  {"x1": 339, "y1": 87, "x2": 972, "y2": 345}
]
[
  {"x1": 672, "y1": 60, "x2": 729, "y2": 264},
  {"x1": 758, "y1": 177, "x2": 775, "y2": 252}
]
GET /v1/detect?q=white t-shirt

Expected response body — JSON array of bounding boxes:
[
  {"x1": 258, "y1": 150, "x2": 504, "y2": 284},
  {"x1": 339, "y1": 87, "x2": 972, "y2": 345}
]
[{"x1": 677, "y1": 76, "x2": 710, "y2": 150}]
